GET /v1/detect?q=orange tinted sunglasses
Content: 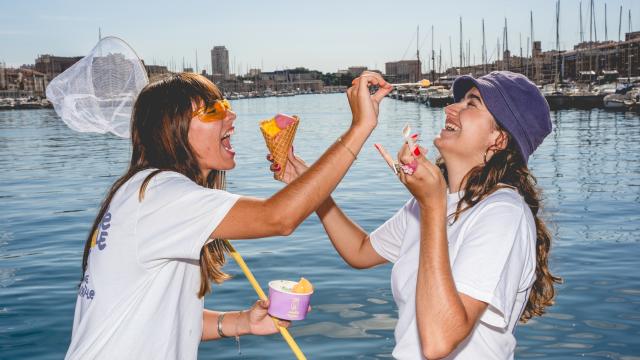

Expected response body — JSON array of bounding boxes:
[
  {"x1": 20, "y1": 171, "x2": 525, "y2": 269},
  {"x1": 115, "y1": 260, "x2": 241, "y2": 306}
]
[{"x1": 194, "y1": 99, "x2": 232, "y2": 122}]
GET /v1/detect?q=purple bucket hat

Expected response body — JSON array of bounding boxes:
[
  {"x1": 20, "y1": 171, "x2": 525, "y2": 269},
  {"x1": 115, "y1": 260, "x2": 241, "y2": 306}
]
[{"x1": 452, "y1": 71, "x2": 551, "y2": 164}]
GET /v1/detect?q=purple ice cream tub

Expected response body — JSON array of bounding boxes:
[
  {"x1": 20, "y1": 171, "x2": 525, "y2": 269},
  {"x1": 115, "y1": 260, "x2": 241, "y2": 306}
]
[{"x1": 267, "y1": 280, "x2": 313, "y2": 321}]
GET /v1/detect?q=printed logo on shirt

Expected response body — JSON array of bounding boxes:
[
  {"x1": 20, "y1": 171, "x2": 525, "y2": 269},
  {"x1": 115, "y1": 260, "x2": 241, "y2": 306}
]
[
  {"x1": 91, "y1": 210, "x2": 112, "y2": 251},
  {"x1": 78, "y1": 274, "x2": 96, "y2": 300}
]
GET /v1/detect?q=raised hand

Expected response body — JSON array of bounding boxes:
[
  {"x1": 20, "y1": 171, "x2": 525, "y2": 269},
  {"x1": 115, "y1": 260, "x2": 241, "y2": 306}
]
[
  {"x1": 396, "y1": 143, "x2": 447, "y2": 210},
  {"x1": 346, "y1": 71, "x2": 393, "y2": 132}
]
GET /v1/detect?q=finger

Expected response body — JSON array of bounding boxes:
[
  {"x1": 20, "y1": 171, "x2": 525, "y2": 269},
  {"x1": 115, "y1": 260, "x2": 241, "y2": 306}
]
[
  {"x1": 372, "y1": 84, "x2": 393, "y2": 103},
  {"x1": 257, "y1": 299, "x2": 269, "y2": 309},
  {"x1": 352, "y1": 73, "x2": 385, "y2": 87},
  {"x1": 278, "y1": 320, "x2": 291, "y2": 328},
  {"x1": 352, "y1": 75, "x2": 362, "y2": 96},
  {"x1": 397, "y1": 165, "x2": 407, "y2": 184},
  {"x1": 413, "y1": 145, "x2": 431, "y2": 165},
  {"x1": 410, "y1": 143, "x2": 428, "y2": 158},
  {"x1": 357, "y1": 73, "x2": 386, "y2": 89},
  {"x1": 360, "y1": 71, "x2": 389, "y2": 87},
  {"x1": 397, "y1": 143, "x2": 413, "y2": 165},
  {"x1": 414, "y1": 144, "x2": 429, "y2": 161},
  {"x1": 374, "y1": 143, "x2": 397, "y2": 174},
  {"x1": 357, "y1": 74, "x2": 383, "y2": 99},
  {"x1": 266, "y1": 154, "x2": 274, "y2": 162},
  {"x1": 270, "y1": 163, "x2": 281, "y2": 172},
  {"x1": 346, "y1": 85, "x2": 357, "y2": 103},
  {"x1": 356, "y1": 76, "x2": 371, "y2": 97}
]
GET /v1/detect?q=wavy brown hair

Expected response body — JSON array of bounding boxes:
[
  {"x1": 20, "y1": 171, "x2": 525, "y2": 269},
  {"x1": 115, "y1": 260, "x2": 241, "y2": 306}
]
[
  {"x1": 81, "y1": 72, "x2": 231, "y2": 298},
  {"x1": 438, "y1": 125, "x2": 561, "y2": 323}
]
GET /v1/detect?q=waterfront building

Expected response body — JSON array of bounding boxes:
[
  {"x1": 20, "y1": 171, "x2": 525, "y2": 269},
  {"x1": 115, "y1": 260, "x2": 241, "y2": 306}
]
[
  {"x1": 385, "y1": 60, "x2": 421, "y2": 83},
  {"x1": 34, "y1": 55, "x2": 82, "y2": 82},
  {"x1": 210, "y1": 46, "x2": 229, "y2": 80},
  {"x1": 144, "y1": 64, "x2": 171, "y2": 82},
  {"x1": 0, "y1": 65, "x2": 47, "y2": 98},
  {"x1": 558, "y1": 31, "x2": 640, "y2": 82},
  {"x1": 347, "y1": 66, "x2": 368, "y2": 77},
  {"x1": 213, "y1": 67, "x2": 324, "y2": 93}
]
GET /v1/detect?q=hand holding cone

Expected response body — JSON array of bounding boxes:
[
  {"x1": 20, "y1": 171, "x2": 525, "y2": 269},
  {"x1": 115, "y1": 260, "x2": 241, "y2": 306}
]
[{"x1": 260, "y1": 114, "x2": 299, "y2": 180}]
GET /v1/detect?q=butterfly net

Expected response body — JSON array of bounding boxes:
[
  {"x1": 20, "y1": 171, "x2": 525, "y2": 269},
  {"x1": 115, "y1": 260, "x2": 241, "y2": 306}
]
[{"x1": 46, "y1": 36, "x2": 148, "y2": 138}]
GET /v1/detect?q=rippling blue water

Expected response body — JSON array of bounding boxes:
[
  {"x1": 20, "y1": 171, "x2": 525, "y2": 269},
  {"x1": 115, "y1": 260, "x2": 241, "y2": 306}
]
[{"x1": 1, "y1": 94, "x2": 639, "y2": 359}]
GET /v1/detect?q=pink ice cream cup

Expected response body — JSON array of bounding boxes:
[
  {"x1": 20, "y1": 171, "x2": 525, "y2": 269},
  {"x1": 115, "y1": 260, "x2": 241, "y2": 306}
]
[{"x1": 267, "y1": 280, "x2": 313, "y2": 321}]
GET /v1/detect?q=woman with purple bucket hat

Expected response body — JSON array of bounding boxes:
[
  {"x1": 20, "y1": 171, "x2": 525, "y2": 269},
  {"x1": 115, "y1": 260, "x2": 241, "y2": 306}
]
[{"x1": 269, "y1": 71, "x2": 561, "y2": 359}]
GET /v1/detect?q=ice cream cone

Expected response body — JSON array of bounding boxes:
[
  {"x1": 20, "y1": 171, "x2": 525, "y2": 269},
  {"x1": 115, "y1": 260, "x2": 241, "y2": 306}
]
[{"x1": 260, "y1": 116, "x2": 299, "y2": 180}]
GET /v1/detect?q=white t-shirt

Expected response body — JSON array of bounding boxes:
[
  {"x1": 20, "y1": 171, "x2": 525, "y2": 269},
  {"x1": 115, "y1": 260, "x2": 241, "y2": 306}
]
[
  {"x1": 370, "y1": 188, "x2": 536, "y2": 359},
  {"x1": 65, "y1": 169, "x2": 240, "y2": 360}
]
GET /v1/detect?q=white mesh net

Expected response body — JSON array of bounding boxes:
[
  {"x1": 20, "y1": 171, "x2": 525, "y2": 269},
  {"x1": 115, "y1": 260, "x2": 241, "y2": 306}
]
[{"x1": 46, "y1": 36, "x2": 148, "y2": 138}]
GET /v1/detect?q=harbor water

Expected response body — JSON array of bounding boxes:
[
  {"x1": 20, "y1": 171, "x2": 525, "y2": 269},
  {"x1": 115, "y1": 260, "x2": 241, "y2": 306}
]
[{"x1": 1, "y1": 93, "x2": 639, "y2": 359}]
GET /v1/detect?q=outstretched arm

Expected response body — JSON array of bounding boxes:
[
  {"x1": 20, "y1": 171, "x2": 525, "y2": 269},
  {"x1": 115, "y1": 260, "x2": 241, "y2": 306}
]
[
  {"x1": 212, "y1": 72, "x2": 392, "y2": 241},
  {"x1": 266, "y1": 140, "x2": 387, "y2": 269},
  {"x1": 316, "y1": 197, "x2": 387, "y2": 269}
]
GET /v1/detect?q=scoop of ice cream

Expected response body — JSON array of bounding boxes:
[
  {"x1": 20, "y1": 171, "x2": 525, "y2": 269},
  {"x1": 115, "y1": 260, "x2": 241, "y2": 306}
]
[
  {"x1": 275, "y1": 113, "x2": 296, "y2": 129},
  {"x1": 292, "y1": 277, "x2": 313, "y2": 293},
  {"x1": 261, "y1": 118, "x2": 281, "y2": 137}
]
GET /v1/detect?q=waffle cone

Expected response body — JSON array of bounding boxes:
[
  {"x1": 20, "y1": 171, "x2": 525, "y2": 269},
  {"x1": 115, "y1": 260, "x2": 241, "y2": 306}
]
[{"x1": 260, "y1": 116, "x2": 299, "y2": 180}]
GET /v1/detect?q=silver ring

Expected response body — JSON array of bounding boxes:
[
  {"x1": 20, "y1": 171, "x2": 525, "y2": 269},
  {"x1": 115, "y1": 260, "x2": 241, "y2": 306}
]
[{"x1": 393, "y1": 162, "x2": 402, "y2": 174}]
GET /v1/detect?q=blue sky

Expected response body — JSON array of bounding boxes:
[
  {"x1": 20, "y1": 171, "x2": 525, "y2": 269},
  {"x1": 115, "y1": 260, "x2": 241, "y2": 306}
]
[{"x1": 1, "y1": 0, "x2": 638, "y2": 73}]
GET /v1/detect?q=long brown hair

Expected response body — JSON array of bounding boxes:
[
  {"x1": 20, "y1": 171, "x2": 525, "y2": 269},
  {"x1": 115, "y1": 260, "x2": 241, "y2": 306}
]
[
  {"x1": 439, "y1": 127, "x2": 561, "y2": 323},
  {"x1": 81, "y1": 72, "x2": 231, "y2": 298}
]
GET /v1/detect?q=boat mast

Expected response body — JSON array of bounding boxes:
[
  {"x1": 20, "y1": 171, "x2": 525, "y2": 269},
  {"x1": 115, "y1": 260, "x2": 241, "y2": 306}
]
[
  {"x1": 449, "y1": 36, "x2": 453, "y2": 75},
  {"x1": 497, "y1": 37, "x2": 501, "y2": 68},
  {"x1": 504, "y1": 17, "x2": 509, "y2": 71},
  {"x1": 416, "y1": 25, "x2": 420, "y2": 81},
  {"x1": 605, "y1": 3, "x2": 608, "y2": 41},
  {"x1": 530, "y1": 11, "x2": 535, "y2": 81},
  {"x1": 589, "y1": 0, "x2": 593, "y2": 42},
  {"x1": 431, "y1": 25, "x2": 436, "y2": 81},
  {"x1": 628, "y1": 10, "x2": 633, "y2": 81},
  {"x1": 578, "y1": 1, "x2": 583, "y2": 77},
  {"x1": 555, "y1": 0, "x2": 560, "y2": 89},
  {"x1": 605, "y1": 3, "x2": 609, "y2": 70},
  {"x1": 580, "y1": 1, "x2": 584, "y2": 42},
  {"x1": 459, "y1": 17, "x2": 463, "y2": 72},
  {"x1": 467, "y1": 40, "x2": 471, "y2": 69},
  {"x1": 593, "y1": 0, "x2": 598, "y2": 41},
  {"x1": 618, "y1": 5, "x2": 622, "y2": 41},
  {"x1": 482, "y1": 19, "x2": 487, "y2": 74},
  {"x1": 526, "y1": 36, "x2": 530, "y2": 77},
  {"x1": 439, "y1": 44, "x2": 442, "y2": 74},
  {"x1": 520, "y1": 32, "x2": 523, "y2": 70}
]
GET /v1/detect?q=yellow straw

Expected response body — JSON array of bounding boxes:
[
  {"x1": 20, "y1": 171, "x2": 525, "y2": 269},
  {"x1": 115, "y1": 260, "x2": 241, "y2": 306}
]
[{"x1": 224, "y1": 240, "x2": 307, "y2": 360}]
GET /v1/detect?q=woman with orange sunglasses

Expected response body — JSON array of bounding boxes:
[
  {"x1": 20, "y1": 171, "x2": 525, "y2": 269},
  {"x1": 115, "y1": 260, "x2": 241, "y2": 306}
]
[{"x1": 64, "y1": 72, "x2": 392, "y2": 359}]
